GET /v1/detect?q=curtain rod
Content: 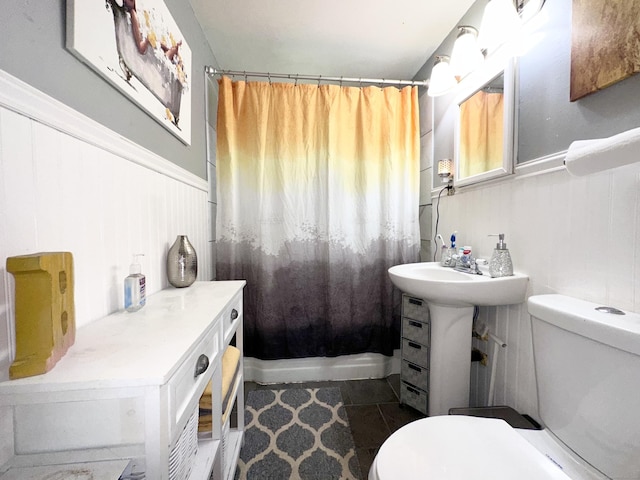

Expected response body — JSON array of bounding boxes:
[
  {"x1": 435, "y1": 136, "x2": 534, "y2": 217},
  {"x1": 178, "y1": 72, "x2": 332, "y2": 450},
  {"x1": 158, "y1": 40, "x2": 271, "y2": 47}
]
[{"x1": 205, "y1": 67, "x2": 428, "y2": 87}]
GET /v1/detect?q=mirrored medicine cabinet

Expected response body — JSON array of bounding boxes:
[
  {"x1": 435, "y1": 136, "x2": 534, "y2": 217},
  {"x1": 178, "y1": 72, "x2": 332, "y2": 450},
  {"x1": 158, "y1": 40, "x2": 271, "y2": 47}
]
[{"x1": 453, "y1": 57, "x2": 517, "y2": 187}]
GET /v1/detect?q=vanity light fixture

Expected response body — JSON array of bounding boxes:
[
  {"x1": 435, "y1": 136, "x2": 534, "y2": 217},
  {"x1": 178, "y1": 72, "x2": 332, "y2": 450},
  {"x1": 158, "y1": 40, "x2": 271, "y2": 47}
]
[
  {"x1": 427, "y1": 56, "x2": 458, "y2": 97},
  {"x1": 477, "y1": 0, "x2": 522, "y2": 53},
  {"x1": 427, "y1": 0, "x2": 545, "y2": 98},
  {"x1": 449, "y1": 26, "x2": 484, "y2": 79}
]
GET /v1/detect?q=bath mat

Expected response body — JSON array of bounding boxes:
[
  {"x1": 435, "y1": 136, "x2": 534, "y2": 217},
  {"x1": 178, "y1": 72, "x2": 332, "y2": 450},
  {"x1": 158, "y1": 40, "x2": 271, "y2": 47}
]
[{"x1": 234, "y1": 387, "x2": 361, "y2": 480}]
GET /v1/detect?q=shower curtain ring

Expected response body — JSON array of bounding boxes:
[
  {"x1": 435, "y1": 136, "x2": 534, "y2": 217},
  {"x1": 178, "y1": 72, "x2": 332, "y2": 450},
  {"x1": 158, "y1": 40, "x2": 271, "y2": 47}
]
[
  {"x1": 359, "y1": 78, "x2": 363, "y2": 88},
  {"x1": 318, "y1": 75, "x2": 322, "y2": 88},
  {"x1": 243, "y1": 71, "x2": 247, "y2": 82},
  {"x1": 339, "y1": 76, "x2": 343, "y2": 87}
]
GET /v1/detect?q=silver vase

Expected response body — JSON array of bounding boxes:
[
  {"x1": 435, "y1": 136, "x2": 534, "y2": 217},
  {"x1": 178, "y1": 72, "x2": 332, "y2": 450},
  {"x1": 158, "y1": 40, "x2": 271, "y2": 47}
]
[{"x1": 167, "y1": 235, "x2": 198, "y2": 288}]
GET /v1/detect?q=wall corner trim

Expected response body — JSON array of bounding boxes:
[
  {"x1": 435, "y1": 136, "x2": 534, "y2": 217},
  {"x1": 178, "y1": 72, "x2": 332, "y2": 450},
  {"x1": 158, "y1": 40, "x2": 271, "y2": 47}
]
[{"x1": 0, "y1": 69, "x2": 207, "y2": 192}]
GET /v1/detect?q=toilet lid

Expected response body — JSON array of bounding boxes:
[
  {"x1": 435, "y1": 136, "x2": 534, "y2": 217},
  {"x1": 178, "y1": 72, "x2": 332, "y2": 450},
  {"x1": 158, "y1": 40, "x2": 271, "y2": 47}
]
[{"x1": 375, "y1": 416, "x2": 572, "y2": 479}]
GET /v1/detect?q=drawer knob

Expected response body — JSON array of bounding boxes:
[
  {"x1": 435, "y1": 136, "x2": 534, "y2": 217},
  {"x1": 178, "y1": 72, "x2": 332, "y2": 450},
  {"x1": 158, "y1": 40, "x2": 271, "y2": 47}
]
[
  {"x1": 408, "y1": 341, "x2": 421, "y2": 350},
  {"x1": 231, "y1": 309, "x2": 239, "y2": 320},
  {"x1": 194, "y1": 354, "x2": 209, "y2": 378},
  {"x1": 409, "y1": 320, "x2": 422, "y2": 328}
]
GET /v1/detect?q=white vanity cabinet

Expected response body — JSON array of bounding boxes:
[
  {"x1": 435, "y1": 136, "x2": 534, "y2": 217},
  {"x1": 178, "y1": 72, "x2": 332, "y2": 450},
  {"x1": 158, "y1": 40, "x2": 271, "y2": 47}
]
[
  {"x1": 399, "y1": 294, "x2": 430, "y2": 415},
  {"x1": 0, "y1": 281, "x2": 246, "y2": 480}
]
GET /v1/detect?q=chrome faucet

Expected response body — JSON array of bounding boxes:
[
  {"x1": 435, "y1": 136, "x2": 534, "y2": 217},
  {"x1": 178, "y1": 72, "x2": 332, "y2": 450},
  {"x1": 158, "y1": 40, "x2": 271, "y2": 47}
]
[{"x1": 454, "y1": 254, "x2": 484, "y2": 275}]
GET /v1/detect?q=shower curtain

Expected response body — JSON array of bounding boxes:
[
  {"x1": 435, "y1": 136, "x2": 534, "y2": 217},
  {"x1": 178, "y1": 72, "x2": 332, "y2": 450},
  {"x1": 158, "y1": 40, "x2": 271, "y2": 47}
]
[
  {"x1": 215, "y1": 76, "x2": 420, "y2": 360},
  {"x1": 459, "y1": 90, "x2": 504, "y2": 178}
]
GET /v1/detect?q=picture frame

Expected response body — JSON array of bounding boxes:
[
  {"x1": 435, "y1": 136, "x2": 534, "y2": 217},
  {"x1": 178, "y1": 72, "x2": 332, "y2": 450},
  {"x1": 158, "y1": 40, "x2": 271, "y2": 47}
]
[
  {"x1": 67, "y1": 0, "x2": 192, "y2": 144},
  {"x1": 570, "y1": 0, "x2": 640, "y2": 101}
]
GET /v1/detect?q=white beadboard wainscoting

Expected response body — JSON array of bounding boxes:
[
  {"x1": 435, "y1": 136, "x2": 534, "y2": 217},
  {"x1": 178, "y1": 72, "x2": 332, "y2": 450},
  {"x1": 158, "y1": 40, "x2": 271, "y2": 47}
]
[
  {"x1": 0, "y1": 70, "x2": 211, "y2": 388},
  {"x1": 434, "y1": 157, "x2": 640, "y2": 420}
]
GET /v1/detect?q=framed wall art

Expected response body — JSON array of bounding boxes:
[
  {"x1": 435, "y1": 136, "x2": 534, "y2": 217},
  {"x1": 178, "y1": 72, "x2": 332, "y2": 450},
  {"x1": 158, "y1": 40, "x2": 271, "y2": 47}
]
[
  {"x1": 570, "y1": 0, "x2": 640, "y2": 101},
  {"x1": 67, "y1": 0, "x2": 192, "y2": 144}
]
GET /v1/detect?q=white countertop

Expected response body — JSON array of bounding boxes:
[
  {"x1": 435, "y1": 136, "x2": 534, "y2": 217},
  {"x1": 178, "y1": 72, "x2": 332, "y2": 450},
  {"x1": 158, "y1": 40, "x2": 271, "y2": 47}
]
[{"x1": 0, "y1": 281, "x2": 246, "y2": 394}]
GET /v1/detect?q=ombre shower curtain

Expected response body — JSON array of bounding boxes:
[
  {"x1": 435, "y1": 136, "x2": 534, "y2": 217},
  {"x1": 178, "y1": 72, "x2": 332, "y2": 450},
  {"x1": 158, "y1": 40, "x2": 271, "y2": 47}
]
[{"x1": 216, "y1": 76, "x2": 420, "y2": 360}]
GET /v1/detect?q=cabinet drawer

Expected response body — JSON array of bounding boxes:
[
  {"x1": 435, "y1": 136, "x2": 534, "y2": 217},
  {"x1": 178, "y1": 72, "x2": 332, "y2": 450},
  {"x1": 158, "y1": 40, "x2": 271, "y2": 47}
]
[
  {"x1": 401, "y1": 338, "x2": 428, "y2": 368},
  {"x1": 222, "y1": 291, "x2": 243, "y2": 343},
  {"x1": 401, "y1": 360, "x2": 429, "y2": 392},
  {"x1": 169, "y1": 326, "x2": 220, "y2": 439},
  {"x1": 402, "y1": 317, "x2": 430, "y2": 345},
  {"x1": 402, "y1": 295, "x2": 429, "y2": 322},
  {"x1": 400, "y1": 381, "x2": 427, "y2": 415}
]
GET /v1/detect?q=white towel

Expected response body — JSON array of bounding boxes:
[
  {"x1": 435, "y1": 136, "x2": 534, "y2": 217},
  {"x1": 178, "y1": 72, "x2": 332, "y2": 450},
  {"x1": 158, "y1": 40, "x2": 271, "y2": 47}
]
[{"x1": 564, "y1": 126, "x2": 640, "y2": 176}]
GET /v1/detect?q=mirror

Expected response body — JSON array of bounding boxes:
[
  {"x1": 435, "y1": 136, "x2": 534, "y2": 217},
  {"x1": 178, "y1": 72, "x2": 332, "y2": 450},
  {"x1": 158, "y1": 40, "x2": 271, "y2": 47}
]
[{"x1": 454, "y1": 58, "x2": 516, "y2": 187}]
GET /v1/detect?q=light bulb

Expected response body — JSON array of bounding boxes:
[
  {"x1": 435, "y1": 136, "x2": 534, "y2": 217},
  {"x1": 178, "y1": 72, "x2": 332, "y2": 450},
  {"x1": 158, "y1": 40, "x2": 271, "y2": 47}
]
[
  {"x1": 450, "y1": 26, "x2": 484, "y2": 78},
  {"x1": 477, "y1": 0, "x2": 522, "y2": 53},
  {"x1": 427, "y1": 56, "x2": 458, "y2": 97}
]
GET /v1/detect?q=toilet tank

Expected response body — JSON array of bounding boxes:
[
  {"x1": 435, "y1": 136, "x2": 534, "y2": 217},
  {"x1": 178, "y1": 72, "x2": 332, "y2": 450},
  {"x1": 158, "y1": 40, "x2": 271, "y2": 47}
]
[{"x1": 528, "y1": 294, "x2": 640, "y2": 480}]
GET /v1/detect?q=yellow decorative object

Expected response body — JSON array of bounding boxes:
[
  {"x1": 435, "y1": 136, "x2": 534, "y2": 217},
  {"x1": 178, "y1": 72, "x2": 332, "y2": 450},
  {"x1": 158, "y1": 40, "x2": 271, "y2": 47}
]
[{"x1": 6, "y1": 252, "x2": 75, "y2": 379}]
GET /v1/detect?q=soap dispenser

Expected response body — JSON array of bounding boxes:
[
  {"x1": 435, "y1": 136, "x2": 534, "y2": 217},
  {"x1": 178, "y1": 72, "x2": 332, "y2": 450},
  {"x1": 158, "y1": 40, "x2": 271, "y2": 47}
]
[
  {"x1": 124, "y1": 254, "x2": 146, "y2": 312},
  {"x1": 489, "y1": 234, "x2": 513, "y2": 278}
]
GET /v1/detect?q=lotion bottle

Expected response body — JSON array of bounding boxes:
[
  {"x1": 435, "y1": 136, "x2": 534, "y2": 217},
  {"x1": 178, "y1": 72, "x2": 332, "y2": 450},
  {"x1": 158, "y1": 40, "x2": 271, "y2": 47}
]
[
  {"x1": 489, "y1": 234, "x2": 513, "y2": 278},
  {"x1": 124, "y1": 254, "x2": 146, "y2": 312}
]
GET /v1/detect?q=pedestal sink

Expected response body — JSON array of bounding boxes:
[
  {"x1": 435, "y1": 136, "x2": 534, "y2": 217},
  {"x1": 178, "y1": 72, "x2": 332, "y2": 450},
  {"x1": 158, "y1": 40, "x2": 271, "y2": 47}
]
[{"x1": 389, "y1": 262, "x2": 528, "y2": 416}]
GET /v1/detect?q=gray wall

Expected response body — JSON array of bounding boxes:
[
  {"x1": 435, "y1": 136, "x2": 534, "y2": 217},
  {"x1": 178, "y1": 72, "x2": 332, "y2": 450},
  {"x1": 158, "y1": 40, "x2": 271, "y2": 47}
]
[
  {"x1": 517, "y1": 0, "x2": 640, "y2": 162},
  {"x1": 416, "y1": 0, "x2": 640, "y2": 166},
  {"x1": 1, "y1": 1, "x2": 219, "y2": 179}
]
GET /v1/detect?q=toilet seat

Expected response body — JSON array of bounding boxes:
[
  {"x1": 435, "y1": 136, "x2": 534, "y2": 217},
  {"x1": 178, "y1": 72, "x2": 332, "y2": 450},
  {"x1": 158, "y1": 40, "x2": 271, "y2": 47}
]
[{"x1": 370, "y1": 416, "x2": 574, "y2": 480}]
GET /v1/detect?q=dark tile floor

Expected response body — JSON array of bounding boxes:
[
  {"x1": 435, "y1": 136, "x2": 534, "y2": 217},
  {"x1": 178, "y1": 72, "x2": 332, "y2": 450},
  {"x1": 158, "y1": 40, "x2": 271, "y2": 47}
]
[{"x1": 243, "y1": 374, "x2": 426, "y2": 478}]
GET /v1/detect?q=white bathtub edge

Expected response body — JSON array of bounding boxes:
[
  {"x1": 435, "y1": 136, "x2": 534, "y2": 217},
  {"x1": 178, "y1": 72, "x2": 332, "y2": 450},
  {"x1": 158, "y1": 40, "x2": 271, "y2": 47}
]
[{"x1": 244, "y1": 351, "x2": 401, "y2": 384}]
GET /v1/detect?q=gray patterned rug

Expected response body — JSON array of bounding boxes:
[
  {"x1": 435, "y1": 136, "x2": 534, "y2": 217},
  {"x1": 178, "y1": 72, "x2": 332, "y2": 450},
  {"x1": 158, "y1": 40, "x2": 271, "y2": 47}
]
[{"x1": 235, "y1": 387, "x2": 361, "y2": 480}]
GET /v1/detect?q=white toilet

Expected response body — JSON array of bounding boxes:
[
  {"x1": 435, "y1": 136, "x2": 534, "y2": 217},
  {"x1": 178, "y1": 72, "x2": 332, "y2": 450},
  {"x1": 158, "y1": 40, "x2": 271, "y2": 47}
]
[{"x1": 369, "y1": 294, "x2": 640, "y2": 479}]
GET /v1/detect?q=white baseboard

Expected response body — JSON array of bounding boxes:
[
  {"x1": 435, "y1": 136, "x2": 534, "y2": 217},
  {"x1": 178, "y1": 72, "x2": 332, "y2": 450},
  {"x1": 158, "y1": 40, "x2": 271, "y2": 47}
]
[{"x1": 243, "y1": 350, "x2": 401, "y2": 384}]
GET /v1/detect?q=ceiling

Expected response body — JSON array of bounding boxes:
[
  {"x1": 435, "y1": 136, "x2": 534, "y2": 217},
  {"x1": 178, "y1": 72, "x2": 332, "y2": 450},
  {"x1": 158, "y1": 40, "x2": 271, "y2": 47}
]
[{"x1": 189, "y1": 0, "x2": 476, "y2": 82}]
